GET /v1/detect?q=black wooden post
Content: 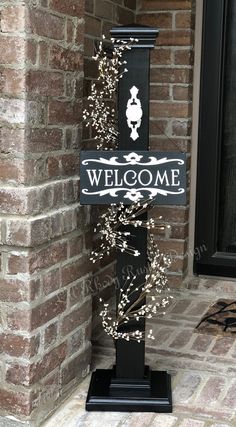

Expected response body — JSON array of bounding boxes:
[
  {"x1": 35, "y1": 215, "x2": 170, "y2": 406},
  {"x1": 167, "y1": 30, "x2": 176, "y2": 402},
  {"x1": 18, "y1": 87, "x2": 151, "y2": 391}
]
[
  {"x1": 111, "y1": 26, "x2": 157, "y2": 381},
  {"x1": 85, "y1": 25, "x2": 172, "y2": 412}
]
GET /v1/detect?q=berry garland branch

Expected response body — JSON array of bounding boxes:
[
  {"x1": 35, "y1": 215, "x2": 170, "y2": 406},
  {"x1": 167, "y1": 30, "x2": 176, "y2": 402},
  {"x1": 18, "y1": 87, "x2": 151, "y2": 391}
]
[
  {"x1": 90, "y1": 198, "x2": 171, "y2": 263},
  {"x1": 99, "y1": 235, "x2": 173, "y2": 342},
  {"x1": 83, "y1": 36, "x2": 137, "y2": 151}
]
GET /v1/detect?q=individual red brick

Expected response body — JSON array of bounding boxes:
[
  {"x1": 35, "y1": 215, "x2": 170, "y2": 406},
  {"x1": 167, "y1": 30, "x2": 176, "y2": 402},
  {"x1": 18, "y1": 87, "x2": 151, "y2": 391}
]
[
  {"x1": 95, "y1": 0, "x2": 113, "y2": 20},
  {"x1": 175, "y1": 11, "x2": 192, "y2": 29},
  {"x1": 175, "y1": 48, "x2": 194, "y2": 65},
  {"x1": 0, "y1": 388, "x2": 35, "y2": 416},
  {"x1": 39, "y1": 41, "x2": 49, "y2": 66},
  {"x1": 62, "y1": 208, "x2": 77, "y2": 234},
  {"x1": 158, "y1": 30, "x2": 193, "y2": 46},
  {"x1": 223, "y1": 380, "x2": 236, "y2": 408},
  {"x1": 85, "y1": 0, "x2": 94, "y2": 13},
  {"x1": 173, "y1": 85, "x2": 192, "y2": 101},
  {"x1": 68, "y1": 328, "x2": 84, "y2": 356},
  {"x1": 150, "y1": 85, "x2": 170, "y2": 100},
  {"x1": 29, "y1": 241, "x2": 67, "y2": 273},
  {"x1": 0, "y1": 69, "x2": 25, "y2": 95},
  {"x1": 7, "y1": 253, "x2": 29, "y2": 274},
  {"x1": 172, "y1": 119, "x2": 192, "y2": 136},
  {"x1": 170, "y1": 223, "x2": 189, "y2": 239},
  {"x1": 151, "y1": 67, "x2": 192, "y2": 84},
  {"x1": 60, "y1": 299, "x2": 91, "y2": 336},
  {"x1": 157, "y1": 239, "x2": 187, "y2": 256},
  {"x1": 50, "y1": 45, "x2": 82, "y2": 71},
  {"x1": 6, "y1": 308, "x2": 31, "y2": 332},
  {"x1": 149, "y1": 119, "x2": 168, "y2": 135},
  {"x1": 196, "y1": 377, "x2": 225, "y2": 405},
  {"x1": 0, "y1": 128, "x2": 25, "y2": 154},
  {"x1": 42, "y1": 268, "x2": 60, "y2": 296},
  {"x1": 61, "y1": 153, "x2": 80, "y2": 176},
  {"x1": 26, "y1": 128, "x2": 63, "y2": 153},
  {"x1": 69, "y1": 281, "x2": 84, "y2": 307},
  {"x1": 170, "y1": 255, "x2": 188, "y2": 273},
  {"x1": 75, "y1": 20, "x2": 84, "y2": 46},
  {"x1": 44, "y1": 322, "x2": 58, "y2": 349},
  {"x1": 67, "y1": 19, "x2": 75, "y2": 43},
  {"x1": 60, "y1": 345, "x2": 91, "y2": 386},
  {"x1": 26, "y1": 70, "x2": 64, "y2": 96},
  {"x1": 28, "y1": 9, "x2": 65, "y2": 40},
  {"x1": 141, "y1": 1, "x2": 191, "y2": 11},
  {"x1": 151, "y1": 48, "x2": 172, "y2": 65},
  {"x1": 1, "y1": 5, "x2": 26, "y2": 32},
  {"x1": 0, "y1": 277, "x2": 39, "y2": 303},
  {"x1": 85, "y1": 15, "x2": 101, "y2": 37},
  {"x1": 169, "y1": 330, "x2": 192, "y2": 349},
  {"x1": 68, "y1": 235, "x2": 84, "y2": 258},
  {"x1": 191, "y1": 334, "x2": 214, "y2": 352},
  {"x1": 7, "y1": 342, "x2": 67, "y2": 385},
  {"x1": 137, "y1": 12, "x2": 172, "y2": 28},
  {"x1": 84, "y1": 37, "x2": 94, "y2": 57},
  {"x1": 61, "y1": 255, "x2": 91, "y2": 286},
  {"x1": 211, "y1": 337, "x2": 235, "y2": 356},
  {"x1": 0, "y1": 36, "x2": 25, "y2": 64},
  {"x1": 150, "y1": 102, "x2": 191, "y2": 118},
  {"x1": 167, "y1": 274, "x2": 184, "y2": 287},
  {"x1": 31, "y1": 292, "x2": 67, "y2": 330},
  {"x1": 50, "y1": 0, "x2": 84, "y2": 17},
  {"x1": 47, "y1": 156, "x2": 60, "y2": 178},
  {"x1": 48, "y1": 100, "x2": 82, "y2": 125},
  {"x1": 0, "y1": 334, "x2": 40, "y2": 357},
  {"x1": 26, "y1": 39, "x2": 37, "y2": 65},
  {"x1": 0, "y1": 158, "x2": 25, "y2": 183}
]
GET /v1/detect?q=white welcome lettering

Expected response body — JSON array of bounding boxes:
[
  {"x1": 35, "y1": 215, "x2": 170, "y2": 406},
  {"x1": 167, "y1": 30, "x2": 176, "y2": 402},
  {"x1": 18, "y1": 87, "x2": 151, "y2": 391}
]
[{"x1": 87, "y1": 169, "x2": 103, "y2": 186}]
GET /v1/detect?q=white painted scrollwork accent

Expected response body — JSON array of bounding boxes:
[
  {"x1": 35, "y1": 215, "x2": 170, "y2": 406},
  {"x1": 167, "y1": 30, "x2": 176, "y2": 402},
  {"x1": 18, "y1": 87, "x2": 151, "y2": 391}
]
[
  {"x1": 82, "y1": 188, "x2": 185, "y2": 202},
  {"x1": 126, "y1": 86, "x2": 143, "y2": 141},
  {"x1": 82, "y1": 152, "x2": 184, "y2": 167}
]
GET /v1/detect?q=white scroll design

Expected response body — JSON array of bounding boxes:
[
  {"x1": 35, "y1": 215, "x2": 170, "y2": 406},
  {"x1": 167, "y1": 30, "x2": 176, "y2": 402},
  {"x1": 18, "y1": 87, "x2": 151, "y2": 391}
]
[
  {"x1": 82, "y1": 188, "x2": 185, "y2": 202},
  {"x1": 126, "y1": 86, "x2": 143, "y2": 141},
  {"x1": 82, "y1": 152, "x2": 184, "y2": 167}
]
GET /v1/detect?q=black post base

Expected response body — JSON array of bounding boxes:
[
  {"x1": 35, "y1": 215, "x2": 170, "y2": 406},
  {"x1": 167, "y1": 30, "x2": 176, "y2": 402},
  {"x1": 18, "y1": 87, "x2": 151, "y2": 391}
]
[{"x1": 86, "y1": 366, "x2": 172, "y2": 412}]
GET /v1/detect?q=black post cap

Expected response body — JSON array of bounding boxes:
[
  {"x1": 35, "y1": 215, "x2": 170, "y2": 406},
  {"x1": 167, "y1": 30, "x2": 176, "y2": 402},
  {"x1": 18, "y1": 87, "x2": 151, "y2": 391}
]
[{"x1": 110, "y1": 24, "x2": 159, "y2": 48}]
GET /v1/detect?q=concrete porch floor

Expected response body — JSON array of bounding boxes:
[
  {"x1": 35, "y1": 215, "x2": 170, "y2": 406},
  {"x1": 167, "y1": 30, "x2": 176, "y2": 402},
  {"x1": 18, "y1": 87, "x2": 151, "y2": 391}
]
[{"x1": 43, "y1": 278, "x2": 236, "y2": 427}]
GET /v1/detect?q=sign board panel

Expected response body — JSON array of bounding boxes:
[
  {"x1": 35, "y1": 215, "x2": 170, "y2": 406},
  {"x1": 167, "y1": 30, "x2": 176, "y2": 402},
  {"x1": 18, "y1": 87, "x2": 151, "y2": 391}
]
[{"x1": 80, "y1": 151, "x2": 186, "y2": 205}]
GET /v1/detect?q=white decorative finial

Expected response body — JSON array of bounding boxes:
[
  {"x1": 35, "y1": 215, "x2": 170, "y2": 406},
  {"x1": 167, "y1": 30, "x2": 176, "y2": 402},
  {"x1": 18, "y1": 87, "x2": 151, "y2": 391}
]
[{"x1": 126, "y1": 86, "x2": 143, "y2": 141}]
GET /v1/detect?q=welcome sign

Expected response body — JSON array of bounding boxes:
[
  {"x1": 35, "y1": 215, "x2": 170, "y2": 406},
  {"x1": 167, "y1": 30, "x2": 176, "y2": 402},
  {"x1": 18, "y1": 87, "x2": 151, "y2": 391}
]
[{"x1": 80, "y1": 151, "x2": 186, "y2": 205}]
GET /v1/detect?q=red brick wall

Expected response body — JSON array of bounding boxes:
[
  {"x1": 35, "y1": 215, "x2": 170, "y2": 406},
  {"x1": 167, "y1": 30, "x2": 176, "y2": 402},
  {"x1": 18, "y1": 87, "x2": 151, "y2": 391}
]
[
  {"x1": 137, "y1": 0, "x2": 195, "y2": 286},
  {"x1": 0, "y1": 1, "x2": 91, "y2": 424}
]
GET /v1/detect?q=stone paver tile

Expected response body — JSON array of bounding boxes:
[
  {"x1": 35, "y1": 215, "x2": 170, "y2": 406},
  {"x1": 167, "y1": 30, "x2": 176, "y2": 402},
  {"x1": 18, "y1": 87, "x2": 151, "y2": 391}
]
[
  {"x1": 210, "y1": 424, "x2": 233, "y2": 427},
  {"x1": 186, "y1": 301, "x2": 210, "y2": 317},
  {"x1": 121, "y1": 413, "x2": 154, "y2": 426},
  {"x1": 196, "y1": 376, "x2": 225, "y2": 405},
  {"x1": 179, "y1": 419, "x2": 206, "y2": 427},
  {"x1": 191, "y1": 333, "x2": 214, "y2": 352},
  {"x1": 222, "y1": 380, "x2": 236, "y2": 409},
  {"x1": 43, "y1": 403, "x2": 86, "y2": 427},
  {"x1": 169, "y1": 331, "x2": 193, "y2": 349},
  {"x1": 173, "y1": 371, "x2": 202, "y2": 403},
  {"x1": 211, "y1": 337, "x2": 235, "y2": 356},
  {"x1": 170, "y1": 300, "x2": 192, "y2": 314},
  {"x1": 79, "y1": 411, "x2": 127, "y2": 427},
  {"x1": 150, "y1": 414, "x2": 178, "y2": 427}
]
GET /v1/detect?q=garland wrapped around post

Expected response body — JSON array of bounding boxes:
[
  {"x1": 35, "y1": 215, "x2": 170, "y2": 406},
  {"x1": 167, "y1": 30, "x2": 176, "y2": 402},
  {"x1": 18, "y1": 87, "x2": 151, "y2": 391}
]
[{"x1": 81, "y1": 25, "x2": 186, "y2": 412}]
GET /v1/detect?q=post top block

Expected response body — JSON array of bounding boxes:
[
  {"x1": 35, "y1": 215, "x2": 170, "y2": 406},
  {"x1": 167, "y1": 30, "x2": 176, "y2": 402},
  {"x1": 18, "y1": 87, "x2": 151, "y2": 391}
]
[{"x1": 110, "y1": 24, "x2": 159, "y2": 48}]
